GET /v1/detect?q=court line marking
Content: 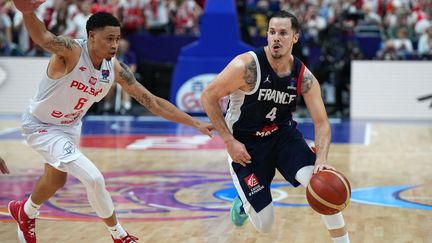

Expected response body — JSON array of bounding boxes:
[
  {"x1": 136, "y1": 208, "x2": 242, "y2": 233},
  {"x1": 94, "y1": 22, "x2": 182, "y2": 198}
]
[
  {"x1": 0, "y1": 127, "x2": 20, "y2": 136},
  {"x1": 364, "y1": 123, "x2": 371, "y2": 145}
]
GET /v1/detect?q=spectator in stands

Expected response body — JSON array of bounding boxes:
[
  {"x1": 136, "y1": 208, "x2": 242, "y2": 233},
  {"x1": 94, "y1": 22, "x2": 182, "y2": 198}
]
[
  {"x1": 117, "y1": 0, "x2": 144, "y2": 34},
  {"x1": 0, "y1": 0, "x2": 13, "y2": 43},
  {"x1": 72, "y1": 0, "x2": 93, "y2": 39},
  {"x1": 143, "y1": 0, "x2": 170, "y2": 35},
  {"x1": 250, "y1": 0, "x2": 272, "y2": 37},
  {"x1": 303, "y1": 4, "x2": 327, "y2": 44},
  {"x1": 13, "y1": 9, "x2": 31, "y2": 52},
  {"x1": 48, "y1": 0, "x2": 75, "y2": 37},
  {"x1": 417, "y1": 24, "x2": 432, "y2": 57},
  {"x1": 376, "y1": 40, "x2": 400, "y2": 60},
  {"x1": 91, "y1": 0, "x2": 116, "y2": 14},
  {"x1": 361, "y1": 3, "x2": 381, "y2": 25},
  {"x1": 0, "y1": 31, "x2": 24, "y2": 56},
  {"x1": 386, "y1": 10, "x2": 415, "y2": 41},
  {"x1": 279, "y1": 0, "x2": 306, "y2": 20},
  {"x1": 103, "y1": 38, "x2": 137, "y2": 114},
  {"x1": 390, "y1": 27, "x2": 414, "y2": 58},
  {"x1": 170, "y1": 0, "x2": 202, "y2": 36}
]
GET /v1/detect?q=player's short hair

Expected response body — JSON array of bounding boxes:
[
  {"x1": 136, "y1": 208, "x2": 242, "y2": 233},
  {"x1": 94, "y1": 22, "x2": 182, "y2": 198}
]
[
  {"x1": 270, "y1": 11, "x2": 300, "y2": 33},
  {"x1": 86, "y1": 12, "x2": 121, "y2": 36}
]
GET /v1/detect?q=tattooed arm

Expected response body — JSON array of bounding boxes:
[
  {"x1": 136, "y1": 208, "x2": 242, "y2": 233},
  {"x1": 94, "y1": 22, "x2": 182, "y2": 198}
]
[
  {"x1": 114, "y1": 61, "x2": 214, "y2": 136},
  {"x1": 20, "y1": 13, "x2": 79, "y2": 57},
  {"x1": 301, "y1": 67, "x2": 333, "y2": 173},
  {"x1": 201, "y1": 53, "x2": 255, "y2": 166}
]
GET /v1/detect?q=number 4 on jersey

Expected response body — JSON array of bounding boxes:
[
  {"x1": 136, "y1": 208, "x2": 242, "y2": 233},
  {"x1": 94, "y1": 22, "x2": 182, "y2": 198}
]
[{"x1": 266, "y1": 107, "x2": 277, "y2": 121}]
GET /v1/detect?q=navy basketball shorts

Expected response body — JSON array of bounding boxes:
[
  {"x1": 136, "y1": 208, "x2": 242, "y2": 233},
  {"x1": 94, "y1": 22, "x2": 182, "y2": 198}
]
[{"x1": 230, "y1": 127, "x2": 316, "y2": 213}]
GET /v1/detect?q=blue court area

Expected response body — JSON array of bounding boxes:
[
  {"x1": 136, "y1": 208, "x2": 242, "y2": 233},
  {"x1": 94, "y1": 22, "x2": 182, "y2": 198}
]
[{"x1": 0, "y1": 115, "x2": 369, "y2": 145}]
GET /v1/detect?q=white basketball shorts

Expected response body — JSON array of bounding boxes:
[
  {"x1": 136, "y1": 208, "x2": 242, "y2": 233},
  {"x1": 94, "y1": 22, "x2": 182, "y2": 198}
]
[{"x1": 21, "y1": 113, "x2": 83, "y2": 169}]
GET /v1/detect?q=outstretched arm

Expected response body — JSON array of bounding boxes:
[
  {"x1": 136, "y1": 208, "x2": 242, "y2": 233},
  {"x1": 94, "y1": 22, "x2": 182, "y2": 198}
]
[
  {"x1": 114, "y1": 61, "x2": 213, "y2": 136},
  {"x1": 301, "y1": 67, "x2": 333, "y2": 173},
  {"x1": 201, "y1": 54, "x2": 254, "y2": 167},
  {"x1": 13, "y1": 0, "x2": 78, "y2": 57}
]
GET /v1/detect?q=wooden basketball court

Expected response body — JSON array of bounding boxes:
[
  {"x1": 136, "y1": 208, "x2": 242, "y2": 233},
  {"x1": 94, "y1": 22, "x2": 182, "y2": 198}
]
[{"x1": 0, "y1": 115, "x2": 431, "y2": 242}]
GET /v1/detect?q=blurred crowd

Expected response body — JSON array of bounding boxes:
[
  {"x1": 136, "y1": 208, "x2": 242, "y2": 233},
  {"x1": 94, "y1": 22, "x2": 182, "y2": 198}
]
[
  {"x1": 241, "y1": 0, "x2": 432, "y2": 60},
  {"x1": 0, "y1": 0, "x2": 431, "y2": 117},
  {"x1": 1, "y1": 0, "x2": 431, "y2": 60},
  {"x1": 0, "y1": 0, "x2": 203, "y2": 56}
]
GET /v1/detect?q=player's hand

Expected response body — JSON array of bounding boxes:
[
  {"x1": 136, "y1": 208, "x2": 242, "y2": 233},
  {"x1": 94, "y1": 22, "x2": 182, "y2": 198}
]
[
  {"x1": 12, "y1": 0, "x2": 45, "y2": 13},
  {"x1": 313, "y1": 163, "x2": 335, "y2": 174},
  {"x1": 226, "y1": 139, "x2": 251, "y2": 167},
  {"x1": 196, "y1": 121, "x2": 215, "y2": 137},
  {"x1": 0, "y1": 157, "x2": 10, "y2": 174}
]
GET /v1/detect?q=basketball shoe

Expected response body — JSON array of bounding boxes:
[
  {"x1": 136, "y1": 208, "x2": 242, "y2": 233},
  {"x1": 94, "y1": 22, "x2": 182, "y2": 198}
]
[
  {"x1": 112, "y1": 232, "x2": 139, "y2": 243},
  {"x1": 230, "y1": 196, "x2": 248, "y2": 227},
  {"x1": 8, "y1": 200, "x2": 37, "y2": 243}
]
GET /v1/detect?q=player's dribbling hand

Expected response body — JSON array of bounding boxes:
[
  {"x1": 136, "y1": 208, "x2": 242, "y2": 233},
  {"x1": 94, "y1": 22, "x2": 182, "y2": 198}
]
[
  {"x1": 196, "y1": 122, "x2": 215, "y2": 138},
  {"x1": 226, "y1": 139, "x2": 251, "y2": 167},
  {"x1": 313, "y1": 163, "x2": 335, "y2": 174},
  {"x1": 0, "y1": 157, "x2": 10, "y2": 174},
  {"x1": 12, "y1": 0, "x2": 45, "y2": 13}
]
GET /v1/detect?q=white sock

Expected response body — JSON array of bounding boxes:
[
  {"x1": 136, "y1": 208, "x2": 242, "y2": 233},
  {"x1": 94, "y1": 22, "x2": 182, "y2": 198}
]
[
  {"x1": 107, "y1": 222, "x2": 127, "y2": 239},
  {"x1": 333, "y1": 233, "x2": 350, "y2": 243},
  {"x1": 24, "y1": 196, "x2": 41, "y2": 219}
]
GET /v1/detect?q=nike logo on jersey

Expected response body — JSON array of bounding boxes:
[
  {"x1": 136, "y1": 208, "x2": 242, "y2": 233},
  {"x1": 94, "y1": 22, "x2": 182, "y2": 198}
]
[
  {"x1": 263, "y1": 75, "x2": 271, "y2": 83},
  {"x1": 257, "y1": 89, "x2": 296, "y2": 104}
]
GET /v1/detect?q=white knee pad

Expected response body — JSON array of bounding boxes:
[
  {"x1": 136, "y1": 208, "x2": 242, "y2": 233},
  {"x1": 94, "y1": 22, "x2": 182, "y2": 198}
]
[
  {"x1": 61, "y1": 156, "x2": 114, "y2": 218},
  {"x1": 295, "y1": 165, "x2": 314, "y2": 187},
  {"x1": 321, "y1": 212, "x2": 345, "y2": 230},
  {"x1": 248, "y1": 203, "x2": 274, "y2": 233}
]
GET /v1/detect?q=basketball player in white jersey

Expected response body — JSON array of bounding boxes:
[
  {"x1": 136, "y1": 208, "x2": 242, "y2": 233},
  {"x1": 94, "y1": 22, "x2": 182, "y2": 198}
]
[
  {"x1": 8, "y1": 1, "x2": 214, "y2": 242},
  {"x1": 0, "y1": 156, "x2": 9, "y2": 174},
  {"x1": 201, "y1": 11, "x2": 350, "y2": 243}
]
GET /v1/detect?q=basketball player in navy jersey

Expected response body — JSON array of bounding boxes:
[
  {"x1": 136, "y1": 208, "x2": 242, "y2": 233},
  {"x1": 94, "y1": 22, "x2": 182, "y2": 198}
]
[
  {"x1": 201, "y1": 11, "x2": 350, "y2": 243},
  {"x1": 7, "y1": 0, "x2": 213, "y2": 243}
]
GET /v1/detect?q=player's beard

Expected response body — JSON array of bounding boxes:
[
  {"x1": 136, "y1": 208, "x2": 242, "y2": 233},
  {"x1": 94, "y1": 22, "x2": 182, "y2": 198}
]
[{"x1": 271, "y1": 52, "x2": 282, "y2": 59}]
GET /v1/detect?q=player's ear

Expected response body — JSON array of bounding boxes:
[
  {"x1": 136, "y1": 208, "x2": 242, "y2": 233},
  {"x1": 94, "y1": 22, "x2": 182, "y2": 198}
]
[
  {"x1": 293, "y1": 32, "x2": 299, "y2": 44},
  {"x1": 88, "y1": 31, "x2": 95, "y2": 41}
]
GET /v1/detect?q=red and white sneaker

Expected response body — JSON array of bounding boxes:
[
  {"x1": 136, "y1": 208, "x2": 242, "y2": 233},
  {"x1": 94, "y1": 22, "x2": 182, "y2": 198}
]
[
  {"x1": 8, "y1": 200, "x2": 37, "y2": 243},
  {"x1": 111, "y1": 232, "x2": 138, "y2": 243}
]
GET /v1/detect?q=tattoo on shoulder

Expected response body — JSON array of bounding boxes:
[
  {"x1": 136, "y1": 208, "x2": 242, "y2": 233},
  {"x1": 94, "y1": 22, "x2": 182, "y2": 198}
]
[
  {"x1": 119, "y1": 62, "x2": 135, "y2": 85},
  {"x1": 243, "y1": 60, "x2": 257, "y2": 89},
  {"x1": 43, "y1": 36, "x2": 77, "y2": 53},
  {"x1": 301, "y1": 69, "x2": 314, "y2": 93}
]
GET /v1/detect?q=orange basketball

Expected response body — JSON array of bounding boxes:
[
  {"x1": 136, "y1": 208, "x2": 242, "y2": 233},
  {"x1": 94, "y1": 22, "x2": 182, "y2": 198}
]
[{"x1": 306, "y1": 169, "x2": 351, "y2": 215}]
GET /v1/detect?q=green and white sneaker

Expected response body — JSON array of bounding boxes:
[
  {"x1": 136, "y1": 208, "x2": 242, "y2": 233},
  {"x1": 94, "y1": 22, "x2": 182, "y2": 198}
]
[{"x1": 230, "y1": 196, "x2": 248, "y2": 227}]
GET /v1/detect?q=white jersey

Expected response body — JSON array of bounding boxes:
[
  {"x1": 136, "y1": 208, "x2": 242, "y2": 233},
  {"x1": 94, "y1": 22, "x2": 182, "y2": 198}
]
[{"x1": 26, "y1": 39, "x2": 115, "y2": 126}]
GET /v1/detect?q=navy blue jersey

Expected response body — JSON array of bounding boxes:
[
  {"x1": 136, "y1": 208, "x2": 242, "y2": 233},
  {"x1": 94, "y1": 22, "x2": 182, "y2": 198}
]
[{"x1": 225, "y1": 47, "x2": 305, "y2": 138}]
